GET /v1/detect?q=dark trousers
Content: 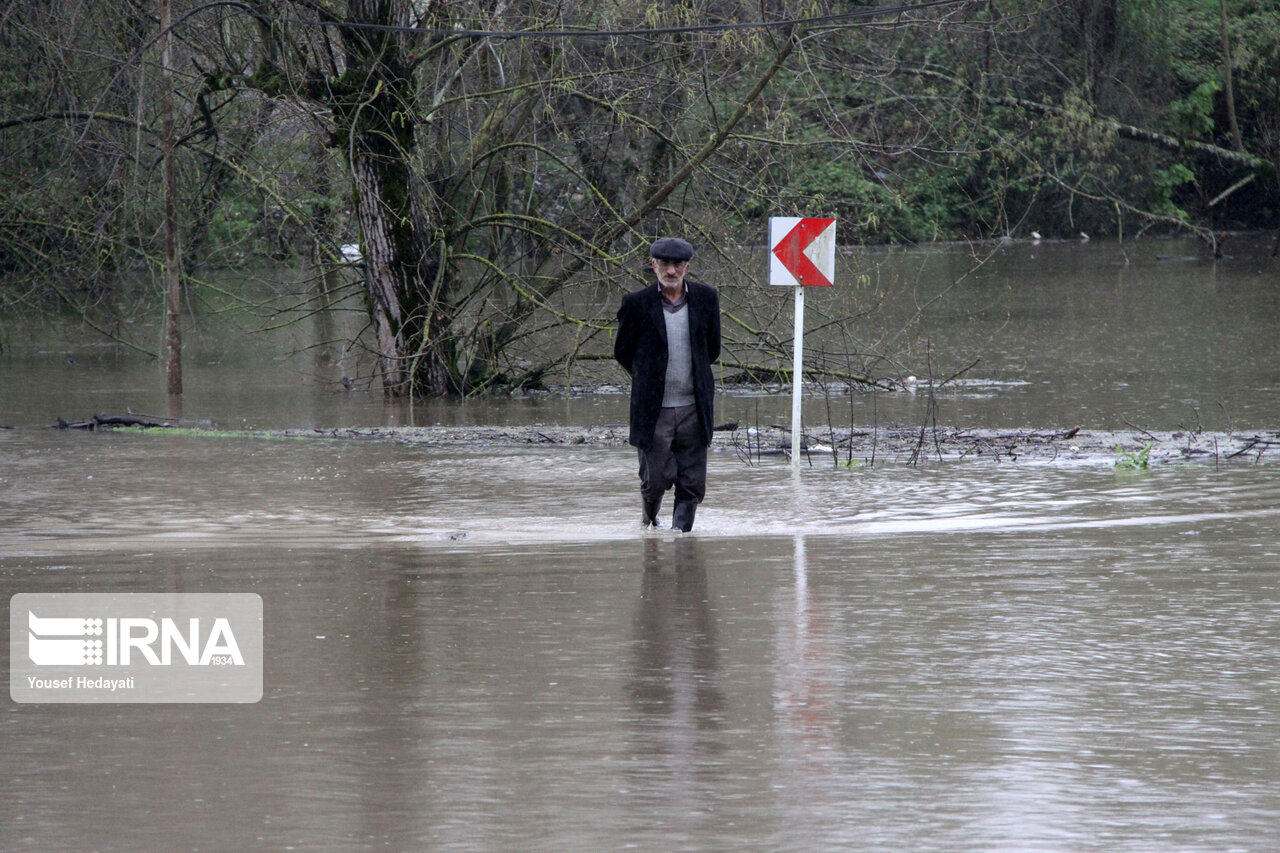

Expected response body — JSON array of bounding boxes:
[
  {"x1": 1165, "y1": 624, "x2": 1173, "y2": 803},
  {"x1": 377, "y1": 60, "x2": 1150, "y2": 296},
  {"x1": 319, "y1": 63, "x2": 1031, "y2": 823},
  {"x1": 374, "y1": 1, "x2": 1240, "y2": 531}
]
[{"x1": 638, "y1": 404, "x2": 708, "y2": 504}]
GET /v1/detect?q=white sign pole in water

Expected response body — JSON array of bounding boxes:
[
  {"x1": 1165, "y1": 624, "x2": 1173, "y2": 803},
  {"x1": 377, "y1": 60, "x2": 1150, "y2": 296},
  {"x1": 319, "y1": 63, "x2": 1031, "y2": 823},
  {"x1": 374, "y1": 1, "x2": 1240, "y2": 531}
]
[
  {"x1": 769, "y1": 217, "x2": 836, "y2": 468},
  {"x1": 790, "y1": 286, "x2": 806, "y2": 466}
]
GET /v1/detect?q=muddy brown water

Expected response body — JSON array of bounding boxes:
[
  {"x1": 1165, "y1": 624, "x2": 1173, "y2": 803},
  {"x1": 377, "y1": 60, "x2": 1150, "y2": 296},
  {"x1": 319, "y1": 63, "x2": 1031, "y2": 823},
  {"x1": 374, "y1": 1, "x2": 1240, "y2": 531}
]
[{"x1": 2, "y1": 235, "x2": 1279, "y2": 851}]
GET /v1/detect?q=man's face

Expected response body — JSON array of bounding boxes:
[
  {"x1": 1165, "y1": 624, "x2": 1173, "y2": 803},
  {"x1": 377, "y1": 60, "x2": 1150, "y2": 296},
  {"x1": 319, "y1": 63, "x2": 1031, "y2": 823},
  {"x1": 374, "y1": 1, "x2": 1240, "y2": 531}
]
[{"x1": 651, "y1": 257, "x2": 689, "y2": 290}]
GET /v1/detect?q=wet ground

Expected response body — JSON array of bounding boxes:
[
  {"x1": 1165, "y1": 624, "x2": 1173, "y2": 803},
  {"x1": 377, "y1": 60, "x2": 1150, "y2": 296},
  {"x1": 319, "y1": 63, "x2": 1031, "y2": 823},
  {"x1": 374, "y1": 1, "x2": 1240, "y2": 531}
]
[{"x1": 272, "y1": 420, "x2": 1280, "y2": 467}]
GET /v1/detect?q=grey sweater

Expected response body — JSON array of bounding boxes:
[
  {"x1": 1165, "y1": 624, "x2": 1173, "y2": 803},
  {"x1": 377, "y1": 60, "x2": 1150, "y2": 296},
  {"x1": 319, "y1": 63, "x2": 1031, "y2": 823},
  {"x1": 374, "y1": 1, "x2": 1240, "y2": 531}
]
[{"x1": 662, "y1": 303, "x2": 695, "y2": 407}]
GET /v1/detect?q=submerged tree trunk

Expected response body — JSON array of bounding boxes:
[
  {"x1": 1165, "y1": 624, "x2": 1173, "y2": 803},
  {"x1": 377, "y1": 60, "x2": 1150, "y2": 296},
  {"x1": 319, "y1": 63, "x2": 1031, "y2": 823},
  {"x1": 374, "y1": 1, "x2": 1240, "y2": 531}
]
[
  {"x1": 347, "y1": 150, "x2": 439, "y2": 396},
  {"x1": 338, "y1": 0, "x2": 449, "y2": 397},
  {"x1": 160, "y1": 0, "x2": 182, "y2": 397}
]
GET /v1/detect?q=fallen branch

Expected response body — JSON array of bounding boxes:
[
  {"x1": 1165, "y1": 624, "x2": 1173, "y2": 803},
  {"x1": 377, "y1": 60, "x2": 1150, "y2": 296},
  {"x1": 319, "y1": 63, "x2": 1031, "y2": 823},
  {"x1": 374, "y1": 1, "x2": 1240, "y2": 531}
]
[
  {"x1": 52, "y1": 413, "x2": 174, "y2": 430},
  {"x1": 1123, "y1": 418, "x2": 1159, "y2": 441}
]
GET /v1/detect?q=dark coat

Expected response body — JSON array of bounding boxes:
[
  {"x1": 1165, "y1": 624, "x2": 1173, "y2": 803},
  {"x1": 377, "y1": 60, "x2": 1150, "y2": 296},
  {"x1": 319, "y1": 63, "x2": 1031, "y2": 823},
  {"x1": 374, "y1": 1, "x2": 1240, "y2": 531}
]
[{"x1": 614, "y1": 279, "x2": 721, "y2": 449}]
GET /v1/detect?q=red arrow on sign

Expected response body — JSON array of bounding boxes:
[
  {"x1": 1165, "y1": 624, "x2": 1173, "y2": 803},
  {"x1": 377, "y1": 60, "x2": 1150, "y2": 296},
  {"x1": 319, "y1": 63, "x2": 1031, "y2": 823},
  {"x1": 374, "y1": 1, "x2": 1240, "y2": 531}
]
[{"x1": 771, "y1": 218, "x2": 835, "y2": 286}]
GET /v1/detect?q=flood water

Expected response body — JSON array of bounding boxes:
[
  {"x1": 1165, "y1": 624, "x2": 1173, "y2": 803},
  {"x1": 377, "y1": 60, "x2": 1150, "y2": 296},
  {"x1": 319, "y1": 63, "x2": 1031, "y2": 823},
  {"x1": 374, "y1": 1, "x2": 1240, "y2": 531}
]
[{"x1": 2, "y1": 235, "x2": 1279, "y2": 851}]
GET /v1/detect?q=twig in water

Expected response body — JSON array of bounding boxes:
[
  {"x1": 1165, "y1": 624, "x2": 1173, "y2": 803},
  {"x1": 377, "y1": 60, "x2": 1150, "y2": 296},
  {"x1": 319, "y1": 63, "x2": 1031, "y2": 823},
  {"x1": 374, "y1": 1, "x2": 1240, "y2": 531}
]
[
  {"x1": 1123, "y1": 418, "x2": 1159, "y2": 441},
  {"x1": 908, "y1": 344, "x2": 945, "y2": 466},
  {"x1": 1217, "y1": 401, "x2": 1234, "y2": 435},
  {"x1": 822, "y1": 381, "x2": 838, "y2": 469},
  {"x1": 870, "y1": 388, "x2": 878, "y2": 468}
]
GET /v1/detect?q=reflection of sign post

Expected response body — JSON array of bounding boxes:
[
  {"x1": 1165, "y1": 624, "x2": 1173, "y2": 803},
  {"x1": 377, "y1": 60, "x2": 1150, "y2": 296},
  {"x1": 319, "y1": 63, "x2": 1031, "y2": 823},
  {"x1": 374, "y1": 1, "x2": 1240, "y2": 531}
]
[{"x1": 770, "y1": 217, "x2": 836, "y2": 468}]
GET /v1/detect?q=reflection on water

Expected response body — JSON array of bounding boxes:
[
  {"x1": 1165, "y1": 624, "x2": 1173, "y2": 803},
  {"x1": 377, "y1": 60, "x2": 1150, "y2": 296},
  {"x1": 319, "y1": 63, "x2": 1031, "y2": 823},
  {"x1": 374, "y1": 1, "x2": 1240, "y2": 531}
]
[
  {"x1": 3, "y1": 428, "x2": 1280, "y2": 851},
  {"x1": 625, "y1": 539, "x2": 729, "y2": 837}
]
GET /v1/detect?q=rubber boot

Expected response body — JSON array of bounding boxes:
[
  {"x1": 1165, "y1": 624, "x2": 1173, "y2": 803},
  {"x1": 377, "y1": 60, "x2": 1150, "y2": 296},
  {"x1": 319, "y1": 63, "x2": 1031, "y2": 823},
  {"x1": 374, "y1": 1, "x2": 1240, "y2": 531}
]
[
  {"x1": 642, "y1": 494, "x2": 663, "y2": 528},
  {"x1": 671, "y1": 500, "x2": 697, "y2": 533}
]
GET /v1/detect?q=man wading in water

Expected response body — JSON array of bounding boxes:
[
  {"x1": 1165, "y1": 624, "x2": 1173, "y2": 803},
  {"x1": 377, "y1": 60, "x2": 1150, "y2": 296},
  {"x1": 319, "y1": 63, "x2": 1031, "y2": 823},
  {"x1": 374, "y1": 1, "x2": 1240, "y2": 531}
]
[{"x1": 614, "y1": 237, "x2": 722, "y2": 532}]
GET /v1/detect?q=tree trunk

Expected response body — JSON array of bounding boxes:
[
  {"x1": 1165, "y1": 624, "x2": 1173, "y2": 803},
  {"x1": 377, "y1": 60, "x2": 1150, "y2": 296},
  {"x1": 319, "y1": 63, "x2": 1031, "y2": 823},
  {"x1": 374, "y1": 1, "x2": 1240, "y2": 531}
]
[
  {"x1": 339, "y1": 0, "x2": 449, "y2": 397},
  {"x1": 1218, "y1": 0, "x2": 1244, "y2": 154},
  {"x1": 160, "y1": 0, "x2": 182, "y2": 397}
]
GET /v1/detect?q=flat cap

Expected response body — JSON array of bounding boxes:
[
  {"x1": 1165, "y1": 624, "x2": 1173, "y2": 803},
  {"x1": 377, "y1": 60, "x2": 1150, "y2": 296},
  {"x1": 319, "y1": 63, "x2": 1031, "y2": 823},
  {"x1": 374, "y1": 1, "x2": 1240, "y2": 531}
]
[{"x1": 649, "y1": 237, "x2": 694, "y2": 262}]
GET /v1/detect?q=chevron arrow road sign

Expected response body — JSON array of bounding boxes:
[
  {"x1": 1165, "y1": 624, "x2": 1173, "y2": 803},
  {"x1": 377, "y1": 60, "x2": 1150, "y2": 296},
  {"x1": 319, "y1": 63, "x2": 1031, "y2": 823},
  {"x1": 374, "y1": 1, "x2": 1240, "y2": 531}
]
[
  {"x1": 767, "y1": 217, "x2": 836, "y2": 468},
  {"x1": 769, "y1": 217, "x2": 836, "y2": 287}
]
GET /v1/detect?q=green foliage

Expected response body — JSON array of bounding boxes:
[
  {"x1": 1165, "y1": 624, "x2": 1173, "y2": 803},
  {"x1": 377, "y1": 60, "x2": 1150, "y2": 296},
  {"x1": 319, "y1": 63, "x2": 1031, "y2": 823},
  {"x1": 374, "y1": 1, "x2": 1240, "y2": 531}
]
[
  {"x1": 791, "y1": 159, "x2": 895, "y2": 241},
  {"x1": 1146, "y1": 163, "x2": 1198, "y2": 220},
  {"x1": 1114, "y1": 443, "x2": 1153, "y2": 470},
  {"x1": 206, "y1": 198, "x2": 263, "y2": 254},
  {"x1": 1166, "y1": 79, "x2": 1221, "y2": 137}
]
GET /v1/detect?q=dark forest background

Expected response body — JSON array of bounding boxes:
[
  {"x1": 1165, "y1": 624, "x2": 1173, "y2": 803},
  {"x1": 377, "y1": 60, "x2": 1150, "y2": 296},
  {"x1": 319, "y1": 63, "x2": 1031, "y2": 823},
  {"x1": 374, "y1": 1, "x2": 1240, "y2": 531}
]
[{"x1": 2, "y1": 1, "x2": 1276, "y2": 395}]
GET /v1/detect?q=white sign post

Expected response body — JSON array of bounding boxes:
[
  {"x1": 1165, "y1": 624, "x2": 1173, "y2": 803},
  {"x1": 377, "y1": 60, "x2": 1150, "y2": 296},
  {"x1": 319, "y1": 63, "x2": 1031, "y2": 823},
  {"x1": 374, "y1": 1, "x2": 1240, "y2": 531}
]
[{"x1": 769, "y1": 217, "x2": 836, "y2": 468}]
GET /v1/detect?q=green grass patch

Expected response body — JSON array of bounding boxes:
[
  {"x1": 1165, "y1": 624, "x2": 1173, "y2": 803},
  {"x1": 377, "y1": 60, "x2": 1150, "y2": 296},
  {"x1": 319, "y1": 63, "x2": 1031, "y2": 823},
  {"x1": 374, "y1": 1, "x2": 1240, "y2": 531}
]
[{"x1": 1114, "y1": 442, "x2": 1153, "y2": 470}]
